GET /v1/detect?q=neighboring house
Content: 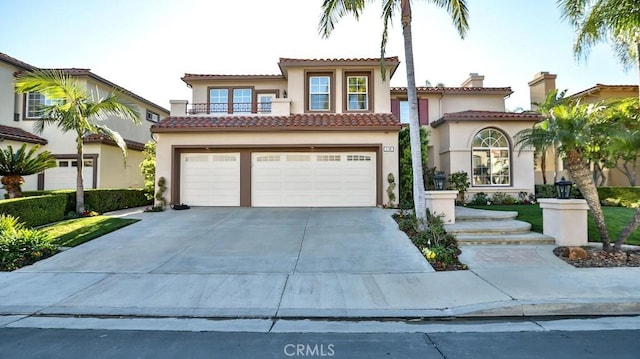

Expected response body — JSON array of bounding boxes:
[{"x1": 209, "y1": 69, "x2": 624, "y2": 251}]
[
  {"x1": 391, "y1": 73, "x2": 540, "y2": 201},
  {"x1": 153, "y1": 57, "x2": 540, "y2": 207},
  {"x1": 153, "y1": 57, "x2": 401, "y2": 207},
  {"x1": 0, "y1": 52, "x2": 169, "y2": 195},
  {"x1": 529, "y1": 72, "x2": 640, "y2": 186}
]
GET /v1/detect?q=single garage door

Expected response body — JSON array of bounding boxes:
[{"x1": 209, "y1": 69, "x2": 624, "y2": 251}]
[
  {"x1": 45, "y1": 158, "x2": 94, "y2": 190},
  {"x1": 181, "y1": 153, "x2": 240, "y2": 206},
  {"x1": 252, "y1": 152, "x2": 376, "y2": 207}
]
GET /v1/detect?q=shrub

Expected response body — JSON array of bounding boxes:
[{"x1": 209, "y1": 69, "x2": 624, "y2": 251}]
[
  {"x1": 448, "y1": 171, "x2": 470, "y2": 204},
  {"x1": 535, "y1": 184, "x2": 582, "y2": 199},
  {"x1": 491, "y1": 192, "x2": 517, "y2": 205},
  {"x1": 398, "y1": 126, "x2": 429, "y2": 209},
  {"x1": 597, "y1": 187, "x2": 640, "y2": 208},
  {"x1": 16, "y1": 189, "x2": 151, "y2": 214},
  {"x1": 469, "y1": 192, "x2": 490, "y2": 205},
  {"x1": 0, "y1": 214, "x2": 57, "y2": 271},
  {"x1": 386, "y1": 173, "x2": 396, "y2": 208},
  {"x1": 0, "y1": 195, "x2": 67, "y2": 227}
]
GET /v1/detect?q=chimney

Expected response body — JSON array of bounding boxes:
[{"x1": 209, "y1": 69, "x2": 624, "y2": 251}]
[
  {"x1": 528, "y1": 72, "x2": 557, "y2": 110},
  {"x1": 461, "y1": 73, "x2": 484, "y2": 88}
]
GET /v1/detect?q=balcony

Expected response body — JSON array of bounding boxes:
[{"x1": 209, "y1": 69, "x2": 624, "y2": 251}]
[{"x1": 187, "y1": 102, "x2": 272, "y2": 115}]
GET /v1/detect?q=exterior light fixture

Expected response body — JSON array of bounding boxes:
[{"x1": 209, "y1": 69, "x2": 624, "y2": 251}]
[
  {"x1": 554, "y1": 176, "x2": 573, "y2": 199},
  {"x1": 434, "y1": 171, "x2": 446, "y2": 191}
]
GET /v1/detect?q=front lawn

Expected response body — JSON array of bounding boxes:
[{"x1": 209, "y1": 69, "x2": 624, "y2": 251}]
[
  {"x1": 467, "y1": 204, "x2": 640, "y2": 246},
  {"x1": 41, "y1": 216, "x2": 139, "y2": 247}
]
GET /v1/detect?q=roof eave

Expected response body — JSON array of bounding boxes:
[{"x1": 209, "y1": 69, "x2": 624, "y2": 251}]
[{"x1": 151, "y1": 125, "x2": 401, "y2": 133}]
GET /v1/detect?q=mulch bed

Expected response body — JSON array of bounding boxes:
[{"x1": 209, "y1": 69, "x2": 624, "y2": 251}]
[{"x1": 554, "y1": 246, "x2": 640, "y2": 268}]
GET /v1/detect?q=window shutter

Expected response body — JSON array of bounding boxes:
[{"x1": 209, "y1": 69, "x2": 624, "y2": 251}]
[
  {"x1": 390, "y1": 99, "x2": 400, "y2": 120},
  {"x1": 418, "y1": 99, "x2": 429, "y2": 125}
]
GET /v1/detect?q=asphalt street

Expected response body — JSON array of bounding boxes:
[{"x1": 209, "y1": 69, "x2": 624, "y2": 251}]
[{"x1": 0, "y1": 328, "x2": 638, "y2": 359}]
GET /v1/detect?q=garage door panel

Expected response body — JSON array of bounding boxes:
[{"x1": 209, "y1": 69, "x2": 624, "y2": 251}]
[
  {"x1": 252, "y1": 152, "x2": 376, "y2": 207},
  {"x1": 181, "y1": 153, "x2": 240, "y2": 206}
]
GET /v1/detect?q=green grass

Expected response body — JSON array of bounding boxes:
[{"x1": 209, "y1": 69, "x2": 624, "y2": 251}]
[
  {"x1": 41, "y1": 216, "x2": 139, "y2": 247},
  {"x1": 467, "y1": 204, "x2": 640, "y2": 246}
]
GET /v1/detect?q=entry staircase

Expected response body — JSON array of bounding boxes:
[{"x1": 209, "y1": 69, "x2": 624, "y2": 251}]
[{"x1": 445, "y1": 207, "x2": 555, "y2": 245}]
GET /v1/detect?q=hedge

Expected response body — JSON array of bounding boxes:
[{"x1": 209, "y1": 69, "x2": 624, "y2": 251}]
[
  {"x1": 0, "y1": 195, "x2": 67, "y2": 227},
  {"x1": 18, "y1": 189, "x2": 151, "y2": 213},
  {"x1": 535, "y1": 185, "x2": 640, "y2": 208}
]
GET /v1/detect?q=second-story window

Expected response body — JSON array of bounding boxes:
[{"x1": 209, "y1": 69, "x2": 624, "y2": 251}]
[
  {"x1": 309, "y1": 76, "x2": 330, "y2": 111},
  {"x1": 233, "y1": 88, "x2": 252, "y2": 114},
  {"x1": 209, "y1": 89, "x2": 229, "y2": 113},
  {"x1": 346, "y1": 75, "x2": 368, "y2": 111},
  {"x1": 25, "y1": 92, "x2": 58, "y2": 119}
]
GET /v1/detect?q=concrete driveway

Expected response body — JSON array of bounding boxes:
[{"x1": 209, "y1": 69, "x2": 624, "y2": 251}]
[{"x1": 22, "y1": 207, "x2": 431, "y2": 275}]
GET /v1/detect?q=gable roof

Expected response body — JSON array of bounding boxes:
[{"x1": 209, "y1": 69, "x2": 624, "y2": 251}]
[
  {"x1": 0, "y1": 52, "x2": 36, "y2": 71},
  {"x1": 391, "y1": 86, "x2": 513, "y2": 96},
  {"x1": 0, "y1": 124, "x2": 48, "y2": 144},
  {"x1": 151, "y1": 113, "x2": 401, "y2": 133},
  {"x1": 40, "y1": 68, "x2": 169, "y2": 114},
  {"x1": 431, "y1": 110, "x2": 540, "y2": 128}
]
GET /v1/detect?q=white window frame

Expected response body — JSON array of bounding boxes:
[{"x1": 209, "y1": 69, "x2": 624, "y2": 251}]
[
  {"x1": 25, "y1": 92, "x2": 58, "y2": 119},
  {"x1": 346, "y1": 75, "x2": 369, "y2": 111},
  {"x1": 471, "y1": 128, "x2": 511, "y2": 186},
  {"x1": 309, "y1": 76, "x2": 331, "y2": 111}
]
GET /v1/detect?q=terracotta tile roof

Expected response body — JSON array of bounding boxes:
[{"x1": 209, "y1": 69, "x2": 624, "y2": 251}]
[
  {"x1": 151, "y1": 113, "x2": 401, "y2": 132},
  {"x1": 391, "y1": 86, "x2": 513, "y2": 95},
  {"x1": 431, "y1": 110, "x2": 540, "y2": 128},
  {"x1": 0, "y1": 52, "x2": 36, "y2": 70},
  {"x1": 83, "y1": 134, "x2": 146, "y2": 151},
  {"x1": 569, "y1": 84, "x2": 639, "y2": 98},
  {"x1": 279, "y1": 57, "x2": 399, "y2": 64},
  {"x1": 182, "y1": 74, "x2": 284, "y2": 81},
  {"x1": 0, "y1": 124, "x2": 47, "y2": 144}
]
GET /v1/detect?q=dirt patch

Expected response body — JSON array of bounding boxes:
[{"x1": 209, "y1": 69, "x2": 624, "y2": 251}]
[{"x1": 554, "y1": 246, "x2": 640, "y2": 268}]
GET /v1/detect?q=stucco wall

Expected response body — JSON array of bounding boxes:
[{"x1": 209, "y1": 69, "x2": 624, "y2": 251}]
[
  {"x1": 190, "y1": 79, "x2": 288, "y2": 105},
  {"x1": 0, "y1": 63, "x2": 16, "y2": 123},
  {"x1": 441, "y1": 94, "x2": 506, "y2": 114},
  {"x1": 84, "y1": 143, "x2": 145, "y2": 189},
  {"x1": 155, "y1": 130, "x2": 399, "y2": 206}
]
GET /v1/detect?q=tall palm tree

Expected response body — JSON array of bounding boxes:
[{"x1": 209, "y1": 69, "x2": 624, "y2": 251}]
[
  {"x1": 0, "y1": 144, "x2": 56, "y2": 199},
  {"x1": 558, "y1": 0, "x2": 640, "y2": 250},
  {"x1": 319, "y1": 0, "x2": 469, "y2": 222},
  {"x1": 15, "y1": 70, "x2": 140, "y2": 214}
]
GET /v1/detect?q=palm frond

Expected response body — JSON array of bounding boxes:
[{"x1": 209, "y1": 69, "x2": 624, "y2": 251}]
[
  {"x1": 94, "y1": 125, "x2": 129, "y2": 160},
  {"x1": 380, "y1": 0, "x2": 399, "y2": 80},
  {"x1": 430, "y1": 0, "x2": 470, "y2": 38},
  {"x1": 318, "y1": 0, "x2": 367, "y2": 38},
  {"x1": 0, "y1": 144, "x2": 56, "y2": 176}
]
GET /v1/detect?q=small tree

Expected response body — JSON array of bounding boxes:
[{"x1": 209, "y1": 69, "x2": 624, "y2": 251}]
[
  {"x1": 140, "y1": 141, "x2": 156, "y2": 200},
  {"x1": 398, "y1": 126, "x2": 428, "y2": 209},
  {"x1": 0, "y1": 144, "x2": 56, "y2": 198},
  {"x1": 448, "y1": 171, "x2": 470, "y2": 204}
]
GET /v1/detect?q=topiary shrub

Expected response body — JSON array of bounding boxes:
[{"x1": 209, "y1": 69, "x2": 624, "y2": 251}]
[
  {"x1": 386, "y1": 173, "x2": 396, "y2": 208},
  {"x1": 0, "y1": 195, "x2": 67, "y2": 227},
  {"x1": 0, "y1": 214, "x2": 57, "y2": 271}
]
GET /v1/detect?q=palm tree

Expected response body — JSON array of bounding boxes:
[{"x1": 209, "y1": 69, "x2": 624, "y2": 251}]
[
  {"x1": 0, "y1": 144, "x2": 57, "y2": 199},
  {"x1": 319, "y1": 0, "x2": 469, "y2": 222},
  {"x1": 14, "y1": 70, "x2": 140, "y2": 214},
  {"x1": 558, "y1": 0, "x2": 640, "y2": 250}
]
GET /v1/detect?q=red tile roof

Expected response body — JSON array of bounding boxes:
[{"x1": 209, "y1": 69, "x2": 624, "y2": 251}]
[
  {"x1": 431, "y1": 110, "x2": 540, "y2": 128},
  {"x1": 279, "y1": 57, "x2": 399, "y2": 64},
  {"x1": 83, "y1": 134, "x2": 146, "y2": 151},
  {"x1": 391, "y1": 86, "x2": 513, "y2": 95},
  {"x1": 0, "y1": 124, "x2": 47, "y2": 144},
  {"x1": 569, "y1": 84, "x2": 639, "y2": 98},
  {"x1": 151, "y1": 113, "x2": 401, "y2": 132},
  {"x1": 182, "y1": 74, "x2": 284, "y2": 81}
]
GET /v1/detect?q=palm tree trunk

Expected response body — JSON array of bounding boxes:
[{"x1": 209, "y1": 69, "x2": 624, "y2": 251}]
[
  {"x1": 401, "y1": 0, "x2": 427, "y2": 223},
  {"x1": 76, "y1": 133, "x2": 85, "y2": 214},
  {"x1": 566, "y1": 149, "x2": 611, "y2": 250}
]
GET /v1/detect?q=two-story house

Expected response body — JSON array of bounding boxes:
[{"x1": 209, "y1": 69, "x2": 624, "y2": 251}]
[
  {"x1": 0, "y1": 52, "x2": 169, "y2": 194},
  {"x1": 152, "y1": 57, "x2": 402, "y2": 207},
  {"x1": 153, "y1": 57, "x2": 542, "y2": 207}
]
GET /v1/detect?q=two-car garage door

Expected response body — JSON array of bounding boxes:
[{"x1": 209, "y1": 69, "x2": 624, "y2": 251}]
[{"x1": 180, "y1": 152, "x2": 376, "y2": 207}]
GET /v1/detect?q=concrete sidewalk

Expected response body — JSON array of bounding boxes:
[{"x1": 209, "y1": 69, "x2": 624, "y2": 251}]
[{"x1": 0, "y1": 208, "x2": 638, "y2": 322}]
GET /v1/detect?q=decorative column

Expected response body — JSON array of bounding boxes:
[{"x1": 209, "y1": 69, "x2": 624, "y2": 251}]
[
  {"x1": 538, "y1": 199, "x2": 589, "y2": 246},
  {"x1": 425, "y1": 190, "x2": 458, "y2": 224}
]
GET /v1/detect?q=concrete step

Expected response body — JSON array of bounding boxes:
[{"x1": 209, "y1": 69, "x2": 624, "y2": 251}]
[
  {"x1": 455, "y1": 232, "x2": 556, "y2": 245},
  {"x1": 454, "y1": 207, "x2": 518, "y2": 222},
  {"x1": 445, "y1": 219, "x2": 531, "y2": 235}
]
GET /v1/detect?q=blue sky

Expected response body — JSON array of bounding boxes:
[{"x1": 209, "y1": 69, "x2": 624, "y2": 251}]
[{"x1": 1, "y1": 0, "x2": 637, "y2": 111}]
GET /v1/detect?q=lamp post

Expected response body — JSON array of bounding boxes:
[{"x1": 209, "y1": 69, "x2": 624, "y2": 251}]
[
  {"x1": 554, "y1": 176, "x2": 573, "y2": 199},
  {"x1": 434, "y1": 172, "x2": 446, "y2": 191}
]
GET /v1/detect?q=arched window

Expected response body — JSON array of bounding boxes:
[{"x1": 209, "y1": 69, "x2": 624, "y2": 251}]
[{"x1": 472, "y1": 128, "x2": 510, "y2": 186}]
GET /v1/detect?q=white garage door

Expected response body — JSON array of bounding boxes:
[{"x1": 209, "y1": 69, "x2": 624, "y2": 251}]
[
  {"x1": 252, "y1": 152, "x2": 376, "y2": 207},
  {"x1": 45, "y1": 159, "x2": 94, "y2": 190},
  {"x1": 181, "y1": 153, "x2": 240, "y2": 206}
]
